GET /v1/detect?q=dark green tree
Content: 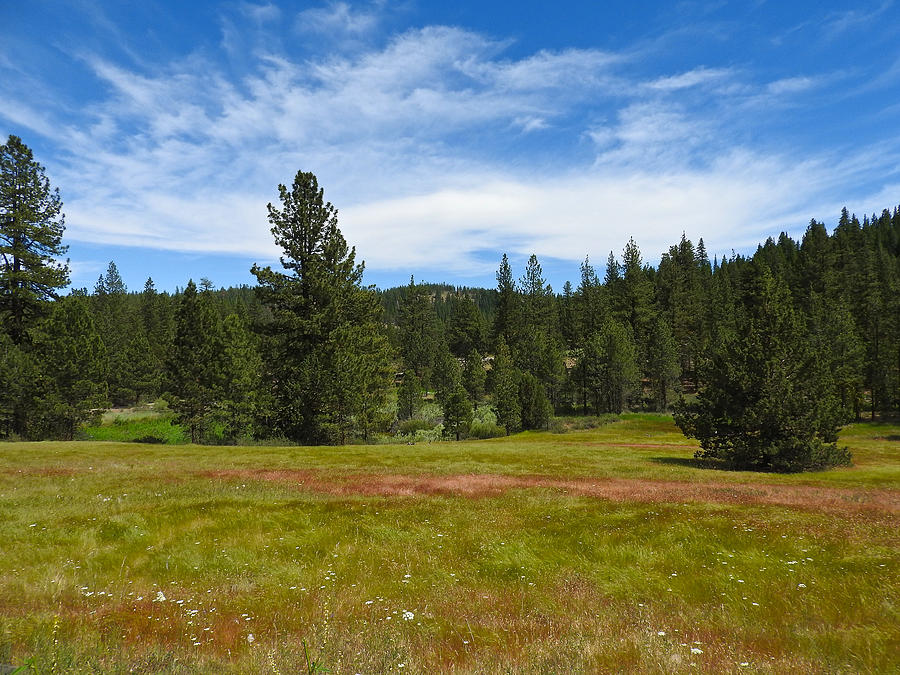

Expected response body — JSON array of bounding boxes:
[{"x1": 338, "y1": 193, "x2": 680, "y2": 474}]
[
  {"x1": 326, "y1": 323, "x2": 393, "y2": 443},
  {"x1": 397, "y1": 371, "x2": 423, "y2": 421},
  {"x1": 431, "y1": 342, "x2": 462, "y2": 404},
  {"x1": 674, "y1": 267, "x2": 850, "y2": 472},
  {"x1": 251, "y1": 171, "x2": 390, "y2": 443},
  {"x1": 492, "y1": 254, "x2": 521, "y2": 349},
  {"x1": 492, "y1": 337, "x2": 521, "y2": 435},
  {"x1": 93, "y1": 261, "x2": 133, "y2": 405},
  {"x1": 219, "y1": 312, "x2": 263, "y2": 440},
  {"x1": 397, "y1": 276, "x2": 442, "y2": 385},
  {"x1": 32, "y1": 295, "x2": 108, "y2": 439},
  {"x1": 447, "y1": 292, "x2": 485, "y2": 357},
  {"x1": 0, "y1": 331, "x2": 35, "y2": 437},
  {"x1": 0, "y1": 135, "x2": 69, "y2": 345},
  {"x1": 518, "y1": 371, "x2": 552, "y2": 430},
  {"x1": 442, "y1": 384, "x2": 473, "y2": 441},
  {"x1": 462, "y1": 349, "x2": 486, "y2": 407},
  {"x1": 645, "y1": 316, "x2": 680, "y2": 411},
  {"x1": 582, "y1": 318, "x2": 640, "y2": 414},
  {"x1": 166, "y1": 280, "x2": 223, "y2": 443}
]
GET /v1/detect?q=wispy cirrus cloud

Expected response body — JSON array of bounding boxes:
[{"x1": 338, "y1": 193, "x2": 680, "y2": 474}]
[
  {"x1": 1, "y1": 2, "x2": 899, "y2": 287},
  {"x1": 295, "y1": 1, "x2": 380, "y2": 37}
]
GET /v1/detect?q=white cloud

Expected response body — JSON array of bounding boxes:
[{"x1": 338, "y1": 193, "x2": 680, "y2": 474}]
[
  {"x1": 2, "y1": 12, "x2": 898, "y2": 284},
  {"x1": 644, "y1": 66, "x2": 732, "y2": 91},
  {"x1": 513, "y1": 116, "x2": 548, "y2": 133},
  {"x1": 296, "y1": 2, "x2": 379, "y2": 36},
  {"x1": 241, "y1": 2, "x2": 281, "y2": 23},
  {"x1": 766, "y1": 76, "x2": 817, "y2": 95}
]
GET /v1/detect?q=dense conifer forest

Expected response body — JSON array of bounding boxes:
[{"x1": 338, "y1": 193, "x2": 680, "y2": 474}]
[{"x1": 2, "y1": 135, "x2": 899, "y2": 470}]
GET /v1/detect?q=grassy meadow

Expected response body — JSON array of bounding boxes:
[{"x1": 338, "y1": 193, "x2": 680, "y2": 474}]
[{"x1": 0, "y1": 415, "x2": 897, "y2": 673}]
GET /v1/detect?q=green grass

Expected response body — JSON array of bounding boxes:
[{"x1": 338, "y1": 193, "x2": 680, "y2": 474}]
[
  {"x1": 0, "y1": 415, "x2": 897, "y2": 673},
  {"x1": 80, "y1": 415, "x2": 189, "y2": 445}
]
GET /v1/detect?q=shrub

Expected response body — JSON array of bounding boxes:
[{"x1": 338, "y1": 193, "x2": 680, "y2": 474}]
[
  {"x1": 550, "y1": 414, "x2": 619, "y2": 433},
  {"x1": 80, "y1": 416, "x2": 189, "y2": 444},
  {"x1": 469, "y1": 421, "x2": 506, "y2": 439},
  {"x1": 398, "y1": 418, "x2": 436, "y2": 435}
]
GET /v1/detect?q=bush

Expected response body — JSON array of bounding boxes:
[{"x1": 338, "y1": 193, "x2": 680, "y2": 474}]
[
  {"x1": 467, "y1": 407, "x2": 505, "y2": 439},
  {"x1": 418, "y1": 403, "x2": 443, "y2": 424},
  {"x1": 469, "y1": 421, "x2": 506, "y2": 439},
  {"x1": 80, "y1": 416, "x2": 189, "y2": 444},
  {"x1": 550, "y1": 414, "x2": 619, "y2": 433},
  {"x1": 398, "y1": 418, "x2": 436, "y2": 435}
]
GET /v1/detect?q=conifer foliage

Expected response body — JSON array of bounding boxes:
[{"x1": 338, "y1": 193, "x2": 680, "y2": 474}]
[
  {"x1": 2, "y1": 133, "x2": 899, "y2": 468},
  {"x1": 674, "y1": 266, "x2": 850, "y2": 471},
  {"x1": 0, "y1": 135, "x2": 69, "y2": 344},
  {"x1": 251, "y1": 171, "x2": 392, "y2": 444}
]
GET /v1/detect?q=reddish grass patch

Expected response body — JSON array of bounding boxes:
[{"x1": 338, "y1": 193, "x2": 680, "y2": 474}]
[{"x1": 199, "y1": 469, "x2": 899, "y2": 515}]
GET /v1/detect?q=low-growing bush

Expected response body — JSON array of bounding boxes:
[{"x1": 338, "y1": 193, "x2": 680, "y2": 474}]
[
  {"x1": 550, "y1": 414, "x2": 619, "y2": 433},
  {"x1": 398, "y1": 418, "x2": 436, "y2": 435},
  {"x1": 469, "y1": 421, "x2": 506, "y2": 439},
  {"x1": 417, "y1": 403, "x2": 443, "y2": 424},
  {"x1": 80, "y1": 416, "x2": 189, "y2": 444}
]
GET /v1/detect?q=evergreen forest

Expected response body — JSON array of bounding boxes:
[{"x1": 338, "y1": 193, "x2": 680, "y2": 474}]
[{"x1": 3, "y1": 135, "x2": 899, "y2": 471}]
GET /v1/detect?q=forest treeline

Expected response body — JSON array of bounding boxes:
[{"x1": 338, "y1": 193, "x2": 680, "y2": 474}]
[{"x1": 2, "y1": 135, "x2": 899, "y2": 469}]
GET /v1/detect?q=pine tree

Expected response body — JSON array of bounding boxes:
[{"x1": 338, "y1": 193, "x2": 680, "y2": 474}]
[
  {"x1": 492, "y1": 337, "x2": 521, "y2": 435},
  {"x1": 518, "y1": 371, "x2": 552, "y2": 429},
  {"x1": 577, "y1": 255, "x2": 605, "y2": 342},
  {"x1": 326, "y1": 323, "x2": 393, "y2": 444},
  {"x1": 251, "y1": 171, "x2": 391, "y2": 443},
  {"x1": 582, "y1": 318, "x2": 640, "y2": 414},
  {"x1": 0, "y1": 135, "x2": 69, "y2": 345},
  {"x1": 646, "y1": 316, "x2": 679, "y2": 411},
  {"x1": 398, "y1": 276, "x2": 442, "y2": 384},
  {"x1": 442, "y1": 384, "x2": 473, "y2": 441},
  {"x1": 397, "y1": 372, "x2": 423, "y2": 421},
  {"x1": 492, "y1": 254, "x2": 521, "y2": 350},
  {"x1": 447, "y1": 292, "x2": 485, "y2": 357},
  {"x1": 166, "y1": 280, "x2": 223, "y2": 443},
  {"x1": 32, "y1": 295, "x2": 108, "y2": 439},
  {"x1": 674, "y1": 266, "x2": 850, "y2": 471},
  {"x1": 807, "y1": 293, "x2": 864, "y2": 421},
  {"x1": 93, "y1": 261, "x2": 133, "y2": 405},
  {"x1": 0, "y1": 331, "x2": 35, "y2": 437},
  {"x1": 462, "y1": 349, "x2": 487, "y2": 407},
  {"x1": 431, "y1": 342, "x2": 462, "y2": 404},
  {"x1": 519, "y1": 254, "x2": 553, "y2": 329},
  {"x1": 619, "y1": 237, "x2": 654, "y2": 363},
  {"x1": 219, "y1": 313, "x2": 263, "y2": 440}
]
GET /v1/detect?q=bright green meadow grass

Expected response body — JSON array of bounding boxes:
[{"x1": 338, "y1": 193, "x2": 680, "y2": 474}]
[{"x1": 0, "y1": 415, "x2": 897, "y2": 673}]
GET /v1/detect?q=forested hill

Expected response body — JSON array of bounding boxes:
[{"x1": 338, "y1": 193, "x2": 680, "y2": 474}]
[{"x1": 378, "y1": 283, "x2": 497, "y2": 326}]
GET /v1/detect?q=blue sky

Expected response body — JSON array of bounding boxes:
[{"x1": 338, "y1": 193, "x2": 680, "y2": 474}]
[{"x1": 2, "y1": 1, "x2": 899, "y2": 292}]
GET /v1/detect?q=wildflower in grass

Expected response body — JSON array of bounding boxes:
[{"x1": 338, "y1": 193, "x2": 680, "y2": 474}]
[
  {"x1": 154, "y1": 591, "x2": 166, "y2": 602},
  {"x1": 402, "y1": 610, "x2": 414, "y2": 621},
  {"x1": 247, "y1": 633, "x2": 255, "y2": 644},
  {"x1": 657, "y1": 631, "x2": 665, "y2": 636}
]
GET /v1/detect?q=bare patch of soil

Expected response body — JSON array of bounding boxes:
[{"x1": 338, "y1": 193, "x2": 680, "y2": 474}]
[{"x1": 199, "y1": 469, "x2": 899, "y2": 515}]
